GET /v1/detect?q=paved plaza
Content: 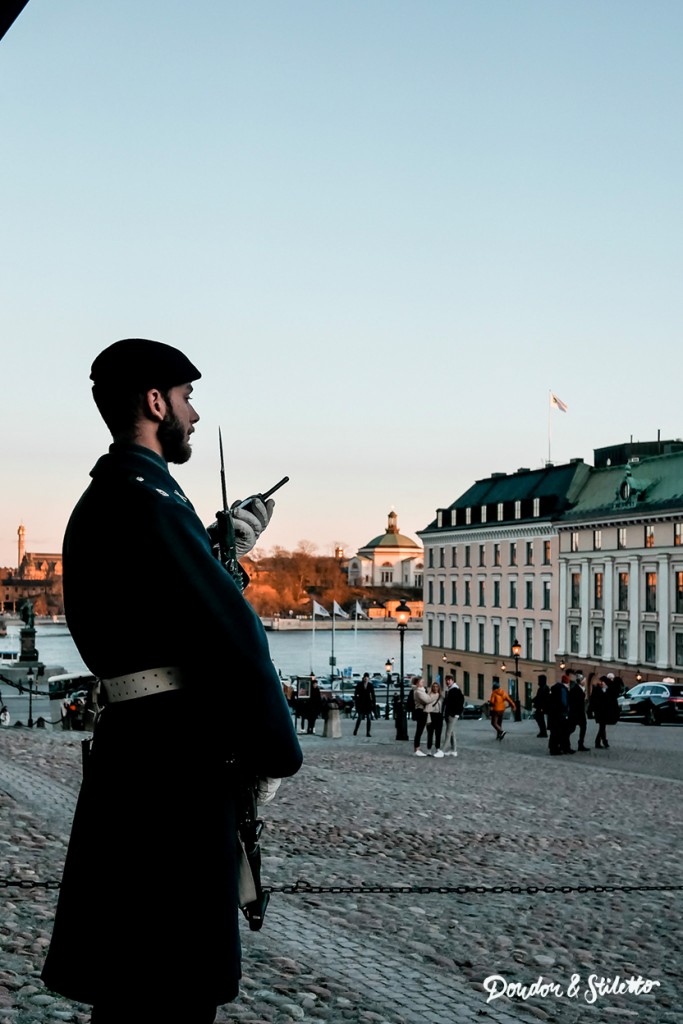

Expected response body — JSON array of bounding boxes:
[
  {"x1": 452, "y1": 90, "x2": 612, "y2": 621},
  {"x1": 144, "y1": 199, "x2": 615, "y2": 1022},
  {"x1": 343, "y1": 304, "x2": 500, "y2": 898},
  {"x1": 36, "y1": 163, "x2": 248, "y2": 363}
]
[{"x1": 0, "y1": 713, "x2": 681, "y2": 1024}]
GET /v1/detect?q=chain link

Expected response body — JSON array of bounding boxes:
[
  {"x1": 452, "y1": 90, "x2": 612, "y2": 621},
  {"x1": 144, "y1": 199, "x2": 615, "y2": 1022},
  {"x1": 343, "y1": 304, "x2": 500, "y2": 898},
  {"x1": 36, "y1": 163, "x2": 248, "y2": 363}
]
[{"x1": 1, "y1": 876, "x2": 681, "y2": 897}]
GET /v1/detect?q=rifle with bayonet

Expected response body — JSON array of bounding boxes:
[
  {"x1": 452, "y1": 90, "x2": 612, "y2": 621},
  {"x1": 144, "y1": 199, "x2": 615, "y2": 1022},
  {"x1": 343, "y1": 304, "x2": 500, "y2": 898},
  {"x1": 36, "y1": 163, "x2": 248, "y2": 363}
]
[{"x1": 211, "y1": 429, "x2": 269, "y2": 930}]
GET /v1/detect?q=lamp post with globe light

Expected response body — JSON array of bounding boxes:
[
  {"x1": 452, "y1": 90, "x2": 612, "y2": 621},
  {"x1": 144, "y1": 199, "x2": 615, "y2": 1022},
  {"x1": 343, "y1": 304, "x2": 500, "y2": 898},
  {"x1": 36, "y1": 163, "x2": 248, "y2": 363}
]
[{"x1": 394, "y1": 600, "x2": 411, "y2": 740}]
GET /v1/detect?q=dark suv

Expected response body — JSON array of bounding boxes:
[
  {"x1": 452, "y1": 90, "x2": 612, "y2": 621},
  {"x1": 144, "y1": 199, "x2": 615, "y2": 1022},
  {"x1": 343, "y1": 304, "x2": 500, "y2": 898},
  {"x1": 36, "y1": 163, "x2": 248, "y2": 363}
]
[{"x1": 617, "y1": 679, "x2": 683, "y2": 725}]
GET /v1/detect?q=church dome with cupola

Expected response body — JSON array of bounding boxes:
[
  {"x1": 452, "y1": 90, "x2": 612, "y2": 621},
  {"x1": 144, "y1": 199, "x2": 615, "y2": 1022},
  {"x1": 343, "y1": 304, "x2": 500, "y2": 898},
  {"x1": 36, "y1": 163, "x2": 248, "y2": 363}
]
[{"x1": 347, "y1": 511, "x2": 423, "y2": 588}]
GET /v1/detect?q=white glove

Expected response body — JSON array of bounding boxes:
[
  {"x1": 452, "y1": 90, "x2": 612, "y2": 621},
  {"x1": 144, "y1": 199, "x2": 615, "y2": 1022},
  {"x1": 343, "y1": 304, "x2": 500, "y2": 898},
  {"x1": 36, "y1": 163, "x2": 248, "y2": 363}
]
[
  {"x1": 231, "y1": 497, "x2": 275, "y2": 557},
  {"x1": 257, "y1": 777, "x2": 282, "y2": 805}
]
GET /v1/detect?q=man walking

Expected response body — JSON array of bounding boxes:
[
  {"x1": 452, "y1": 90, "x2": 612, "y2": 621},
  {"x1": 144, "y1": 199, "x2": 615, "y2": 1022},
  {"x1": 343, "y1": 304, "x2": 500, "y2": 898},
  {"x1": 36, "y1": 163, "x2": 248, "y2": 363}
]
[
  {"x1": 532, "y1": 674, "x2": 550, "y2": 737},
  {"x1": 353, "y1": 672, "x2": 377, "y2": 736},
  {"x1": 442, "y1": 674, "x2": 464, "y2": 756},
  {"x1": 41, "y1": 339, "x2": 303, "y2": 1024},
  {"x1": 488, "y1": 681, "x2": 516, "y2": 741}
]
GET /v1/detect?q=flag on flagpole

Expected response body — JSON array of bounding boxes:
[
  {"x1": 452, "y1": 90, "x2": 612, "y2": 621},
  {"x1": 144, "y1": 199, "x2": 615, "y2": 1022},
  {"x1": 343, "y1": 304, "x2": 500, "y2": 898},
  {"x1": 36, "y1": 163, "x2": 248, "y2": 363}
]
[
  {"x1": 332, "y1": 600, "x2": 350, "y2": 619},
  {"x1": 550, "y1": 392, "x2": 568, "y2": 413},
  {"x1": 311, "y1": 599, "x2": 330, "y2": 618},
  {"x1": 354, "y1": 600, "x2": 369, "y2": 620}
]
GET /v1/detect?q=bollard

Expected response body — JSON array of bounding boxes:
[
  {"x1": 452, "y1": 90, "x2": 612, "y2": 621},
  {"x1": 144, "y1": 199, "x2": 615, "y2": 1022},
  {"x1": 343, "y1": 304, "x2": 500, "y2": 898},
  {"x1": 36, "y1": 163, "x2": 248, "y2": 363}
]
[{"x1": 323, "y1": 707, "x2": 342, "y2": 738}]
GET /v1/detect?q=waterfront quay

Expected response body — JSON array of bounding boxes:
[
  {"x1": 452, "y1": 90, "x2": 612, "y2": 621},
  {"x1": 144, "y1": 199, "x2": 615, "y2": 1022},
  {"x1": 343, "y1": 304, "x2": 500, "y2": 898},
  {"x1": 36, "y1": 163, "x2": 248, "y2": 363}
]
[{"x1": 0, "y1": 717, "x2": 680, "y2": 1024}]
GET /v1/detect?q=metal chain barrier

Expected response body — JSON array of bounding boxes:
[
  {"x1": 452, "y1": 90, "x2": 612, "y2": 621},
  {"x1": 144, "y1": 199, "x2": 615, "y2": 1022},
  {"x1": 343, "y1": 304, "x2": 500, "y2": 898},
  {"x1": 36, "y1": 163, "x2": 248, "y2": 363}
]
[{"x1": 1, "y1": 877, "x2": 682, "y2": 896}]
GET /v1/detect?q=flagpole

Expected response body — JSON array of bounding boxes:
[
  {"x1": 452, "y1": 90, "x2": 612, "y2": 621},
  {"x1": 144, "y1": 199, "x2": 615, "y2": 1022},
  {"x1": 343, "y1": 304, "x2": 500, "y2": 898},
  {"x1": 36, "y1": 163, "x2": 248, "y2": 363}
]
[
  {"x1": 547, "y1": 389, "x2": 552, "y2": 464},
  {"x1": 311, "y1": 600, "x2": 315, "y2": 673},
  {"x1": 331, "y1": 604, "x2": 336, "y2": 682}
]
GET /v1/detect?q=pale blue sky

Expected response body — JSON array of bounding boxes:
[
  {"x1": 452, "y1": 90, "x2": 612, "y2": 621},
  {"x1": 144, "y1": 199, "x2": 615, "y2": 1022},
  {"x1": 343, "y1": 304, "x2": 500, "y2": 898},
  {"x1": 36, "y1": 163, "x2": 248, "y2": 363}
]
[{"x1": 1, "y1": 1, "x2": 681, "y2": 568}]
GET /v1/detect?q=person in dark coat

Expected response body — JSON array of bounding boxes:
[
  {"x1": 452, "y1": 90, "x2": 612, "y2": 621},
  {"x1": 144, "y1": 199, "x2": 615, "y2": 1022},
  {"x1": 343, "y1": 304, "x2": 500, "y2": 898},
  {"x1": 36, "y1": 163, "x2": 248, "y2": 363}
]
[
  {"x1": 532, "y1": 674, "x2": 550, "y2": 737},
  {"x1": 41, "y1": 339, "x2": 303, "y2": 1024},
  {"x1": 353, "y1": 672, "x2": 377, "y2": 736},
  {"x1": 591, "y1": 674, "x2": 619, "y2": 748},
  {"x1": 306, "y1": 675, "x2": 323, "y2": 733},
  {"x1": 547, "y1": 674, "x2": 574, "y2": 755},
  {"x1": 568, "y1": 671, "x2": 589, "y2": 751}
]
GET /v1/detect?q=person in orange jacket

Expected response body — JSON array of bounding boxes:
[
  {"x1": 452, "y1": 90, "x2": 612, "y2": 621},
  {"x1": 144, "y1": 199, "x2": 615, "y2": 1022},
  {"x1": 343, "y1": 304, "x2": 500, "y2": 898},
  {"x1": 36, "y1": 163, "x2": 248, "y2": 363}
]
[{"x1": 488, "y1": 681, "x2": 516, "y2": 741}]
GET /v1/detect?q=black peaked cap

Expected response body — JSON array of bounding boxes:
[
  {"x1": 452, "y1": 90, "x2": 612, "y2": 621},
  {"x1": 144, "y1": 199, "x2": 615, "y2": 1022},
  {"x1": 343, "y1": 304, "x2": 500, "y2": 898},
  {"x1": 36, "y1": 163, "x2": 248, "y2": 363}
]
[{"x1": 90, "y1": 339, "x2": 201, "y2": 390}]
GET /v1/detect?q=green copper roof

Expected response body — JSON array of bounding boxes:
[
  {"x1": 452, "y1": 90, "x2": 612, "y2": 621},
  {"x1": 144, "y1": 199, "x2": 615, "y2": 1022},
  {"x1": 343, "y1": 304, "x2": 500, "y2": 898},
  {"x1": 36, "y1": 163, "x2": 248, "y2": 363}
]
[{"x1": 560, "y1": 450, "x2": 683, "y2": 522}]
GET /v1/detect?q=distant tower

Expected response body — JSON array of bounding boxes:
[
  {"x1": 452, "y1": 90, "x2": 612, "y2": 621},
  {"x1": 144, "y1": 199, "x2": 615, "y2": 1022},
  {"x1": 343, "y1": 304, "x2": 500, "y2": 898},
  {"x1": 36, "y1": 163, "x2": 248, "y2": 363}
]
[
  {"x1": 17, "y1": 524, "x2": 26, "y2": 570},
  {"x1": 387, "y1": 510, "x2": 399, "y2": 535}
]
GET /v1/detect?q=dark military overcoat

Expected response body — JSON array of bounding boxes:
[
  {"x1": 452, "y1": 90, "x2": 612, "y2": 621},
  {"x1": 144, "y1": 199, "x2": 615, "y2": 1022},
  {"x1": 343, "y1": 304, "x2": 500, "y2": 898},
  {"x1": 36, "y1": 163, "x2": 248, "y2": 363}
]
[{"x1": 41, "y1": 443, "x2": 303, "y2": 1007}]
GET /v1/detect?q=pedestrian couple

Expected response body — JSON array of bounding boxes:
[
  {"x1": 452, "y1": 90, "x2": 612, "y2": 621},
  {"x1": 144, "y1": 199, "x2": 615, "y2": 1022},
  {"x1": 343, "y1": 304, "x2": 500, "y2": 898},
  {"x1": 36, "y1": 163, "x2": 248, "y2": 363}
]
[{"x1": 412, "y1": 675, "x2": 464, "y2": 758}]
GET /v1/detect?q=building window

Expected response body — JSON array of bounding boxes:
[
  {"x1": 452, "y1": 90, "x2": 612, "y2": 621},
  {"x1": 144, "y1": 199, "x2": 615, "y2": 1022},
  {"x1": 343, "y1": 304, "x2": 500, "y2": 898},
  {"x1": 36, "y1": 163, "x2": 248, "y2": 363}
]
[
  {"x1": 645, "y1": 629, "x2": 657, "y2": 664},
  {"x1": 481, "y1": 505, "x2": 487, "y2": 523},
  {"x1": 617, "y1": 627, "x2": 628, "y2": 660},
  {"x1": 493, "y1": 623, "x2": 500, "y2": 656},
  {"x1": 526, "y1": 626, "x2": 533, "y2": 660},
  {"x1": 428, "y1": 548, "x2": 434, "y2": 568},
  {"x1": 464, "y1": 581, "x2": 471, "y2": 606},
  {"x1": 478, "y1": 581, "x2": 485, "y2": 607},
  {"x1": 618, "y1": 572, "x2": 629, "y2": 611},
  {"x1": 439, "y1": 547, "x2": 445, "y2": 568},
  {"x1": 464, "y1": 546, "x2": 471, "y2": 568},
  {"x1": 570, "y1": 623, "x2": 579, "y2": 654},
  {"x1": 381, "y1": 569, "x2": 393, "y2": 583},
  {"x1": 509, "y1": 580, "x2": 517, "y2": 608},
  {"x1": 526, "y1": 541, "x2": 534, "y2": 565},
  {"x1": 525, "y1": 580, "x2": 533, "y2": 609},
  {"x1": 645, "y1": 572, "x2": 657, "y2": 613},
  {"x1": 675, "y1": 524, "x2": 682, "y2": 547},
  {"x1": 542, "y1": 629, "x2": 551, "y2": 662},
  {"x1": 477, "y1": 674, "x2": 485, "y2": 700},
  {"x1": 593, "y1": 626, "x2": 603, "y2": 658},
  {"x1": 571, "y1": 532, "x2": 579, "y2": 552},
  {"x1": 514, "y1": 500, "x2": 522, "y2": 519},
  {"x1": 463, "y1": 670, "x2": 470, "y2": 696},
  {"x1": 676, "y1": 571, "x2": 683, "y2": 615},
  {"x1": 617, "y1": 527, "x2": 627, "y2": 550},
  {"x1": 439, "y1": 581, "x2": 445, "y2": 604},
  {"x1": 450, "y1": 509, "x2": 457, "y2": 527},
  {"x1": 427, "y1": 581, "x2": 434, "y2": 604},
  {"x1": 464, "y1": 621, "x2": 471, "y2": 651},
  {"x1": 497, "y1": 502, "x2": 504, "y2": 521},
  {"x1": 465, "y1": 507, "x2": 472, "y2": 524},
  {"x1": 451, "y1": 547, "x2": 457, "y2": 567},
  {"x1": 451, "y1": 580, "x2": 457, "y2": 605},
  {"x1": 494, "y1": 543, "x2": 501, "y2": 566},
  {"x1": 593, "y1": 530, "x2": 602, "y2": 551},
  {"x1": 594, "y1": 572, "x2": 603, "y2": 611},
  {"x1": 533, "y1": 498, "x2": 540, "y2": 517},
  {"x1": 543, "y1": 540, "x2": 551, "y2": 565},
  {"x1": 571, "y1": 573, "x2": 581, "y2": 609},
  {"x1": 509, "y1": 542, "x2": 517, "y2": 566},
  {"x1": 437, "y1": 511, "x2": 443, "y2": 528},
  {"x1": 478, "y1": 622, "x2": 485, "y2": 652},
  {"x1": 479, "y1": 544, "x2": 486, "y2": 566},
  {"x1": 451, "y1": 620, "x2": 457, "y2": 649},
  {"x1": 542, "y1": 580, "x2": 551, "y2": 610},
  {"x1": 676, "y1": 633, "x2": 683, "y2": 667},
  {"x1": 493, "y1": 580, "x2": 501, "y2": 607},
  {"x1": 427, "y1": 619, "x2": 433, "y2": 645},
  {"x1": 645, "y1": 525, "x2": 655, "y2": 549},
  {"x1": 438, "y1": 619, "x2": 445, "y2": 647}
]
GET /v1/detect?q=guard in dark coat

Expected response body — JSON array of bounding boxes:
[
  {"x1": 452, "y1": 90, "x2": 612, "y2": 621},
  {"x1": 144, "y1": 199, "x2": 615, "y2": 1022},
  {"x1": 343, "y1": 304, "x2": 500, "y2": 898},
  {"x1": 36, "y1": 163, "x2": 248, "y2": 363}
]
[
  {"x1": 41, "y1": 340, "x2": 303, "y2": 1024},
  {"x1": 547, "y1": 675, "x2": 574, "y2": 755},
  {"x1": 353, "y1": 672, "x2": 377, "y2": 736}
]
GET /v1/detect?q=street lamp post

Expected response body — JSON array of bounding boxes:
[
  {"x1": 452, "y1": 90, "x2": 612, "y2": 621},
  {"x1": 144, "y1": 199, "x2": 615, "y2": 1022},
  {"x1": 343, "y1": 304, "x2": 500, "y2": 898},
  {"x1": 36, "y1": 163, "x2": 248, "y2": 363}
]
[
  {"x1": 511, "y1": 639, "x2": 522, "y2": 722},
  {"x1": 384, "y1": 659, "x2": 393, "y2": 719},
  {"x1": 27, "y1": 666, "x2": 34, "y2": 729},
  {"x1": 394, "y1": 600, "x2": 411, "y2": 740}
]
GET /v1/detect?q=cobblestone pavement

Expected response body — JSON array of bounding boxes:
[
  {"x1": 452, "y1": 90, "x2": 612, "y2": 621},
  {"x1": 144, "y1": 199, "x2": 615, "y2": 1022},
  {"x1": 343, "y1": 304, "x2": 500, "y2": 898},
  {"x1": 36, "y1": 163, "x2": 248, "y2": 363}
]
[{"x1": 0, "y1": 714, "x2": 681, "y2": 1024}]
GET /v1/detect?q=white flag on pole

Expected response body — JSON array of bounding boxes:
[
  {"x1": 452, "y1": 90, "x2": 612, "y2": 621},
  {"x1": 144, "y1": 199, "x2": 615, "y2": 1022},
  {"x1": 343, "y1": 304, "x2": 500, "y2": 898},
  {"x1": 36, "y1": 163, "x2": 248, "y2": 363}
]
[
  {"x1": 333, "y1": 600, "x2": 350, "y2": 619},
  {"x1": 550, "y1": 392, "x2": 568, "y2": 413},
  {"x1": 312, "y1": 599, "x2": 330, "y2": 618},
  {"x1": 354, "y1": 601, "x2": 369, "y2": 619}
]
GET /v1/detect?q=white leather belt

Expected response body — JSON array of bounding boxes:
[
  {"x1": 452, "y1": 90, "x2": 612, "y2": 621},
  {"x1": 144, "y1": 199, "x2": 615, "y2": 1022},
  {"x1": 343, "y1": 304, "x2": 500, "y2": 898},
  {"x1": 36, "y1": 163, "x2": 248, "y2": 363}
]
[{"x1": 99, "y1": 666, "x2": 184, "y2": 704}]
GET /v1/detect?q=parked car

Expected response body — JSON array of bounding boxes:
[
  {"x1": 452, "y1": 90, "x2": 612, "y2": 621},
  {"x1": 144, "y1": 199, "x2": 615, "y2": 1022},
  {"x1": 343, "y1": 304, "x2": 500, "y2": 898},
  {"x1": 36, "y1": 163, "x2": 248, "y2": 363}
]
[
  {"x1": 461, "y1": 702, "x2": 486, "y2": 720},
  {"x1": 617, "y1": 679, "x2": 683, "y2": 725}
]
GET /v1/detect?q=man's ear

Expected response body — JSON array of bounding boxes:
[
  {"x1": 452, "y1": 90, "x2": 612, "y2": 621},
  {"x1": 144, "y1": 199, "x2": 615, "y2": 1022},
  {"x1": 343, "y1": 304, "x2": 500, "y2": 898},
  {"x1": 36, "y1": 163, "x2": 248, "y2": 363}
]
[{"x1": 143, "y1": 388, "x2": 167, "y2": 423}]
